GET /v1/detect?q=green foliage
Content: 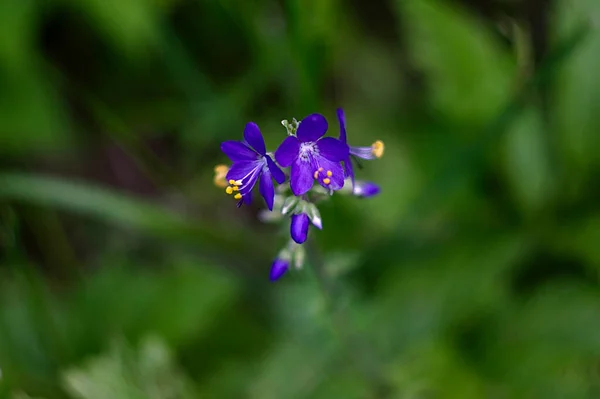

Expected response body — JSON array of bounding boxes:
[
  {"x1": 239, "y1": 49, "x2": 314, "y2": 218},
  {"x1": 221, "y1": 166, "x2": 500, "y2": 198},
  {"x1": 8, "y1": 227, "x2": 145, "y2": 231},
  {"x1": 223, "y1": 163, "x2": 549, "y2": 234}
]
[
  {"x1": 553, "y1": 0, "x2": 600, "y2": 190},
  {"x1": 62, "y1": 336, "x2": 196, "y2": 399},
  {"x1": 58, "y1": 0, "x2": 162, "y2": 56},
  {"x1": 0, "y1": 262, "x2": 237, "y2": 397},
  {"x1": 0, "y1": 1, "x2": 71, "y2": 154},
  {"x1": 397, "y1": 0, "x2": 516, "y2": 125},
  {"x1": 0, "y1": 0, "x2": 599, "y2": 397},
  {"x1": 501, "y1": 104, "x2": 552, "y2": 214}
]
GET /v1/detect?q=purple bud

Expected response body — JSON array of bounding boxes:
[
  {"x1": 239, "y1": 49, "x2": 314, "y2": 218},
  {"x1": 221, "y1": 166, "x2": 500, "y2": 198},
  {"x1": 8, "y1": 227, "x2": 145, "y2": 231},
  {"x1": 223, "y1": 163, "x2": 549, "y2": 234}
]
[
  {"x1": 353, "y1": 181, "x2": 380, "y2": 198},
  {"x1": 290, "y1": 213, "x2": 310, "y2": 244},
  {"x1": 270, "y1": 258, "x2": 289, "y2": 281}
]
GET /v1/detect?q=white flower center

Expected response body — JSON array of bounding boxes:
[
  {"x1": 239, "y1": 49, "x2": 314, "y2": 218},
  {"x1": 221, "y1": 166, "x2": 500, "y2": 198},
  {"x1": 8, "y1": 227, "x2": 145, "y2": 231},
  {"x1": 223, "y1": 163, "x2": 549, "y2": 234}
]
[{"x1": 299, "y1": 142, "x2": 318, "y2": 163}]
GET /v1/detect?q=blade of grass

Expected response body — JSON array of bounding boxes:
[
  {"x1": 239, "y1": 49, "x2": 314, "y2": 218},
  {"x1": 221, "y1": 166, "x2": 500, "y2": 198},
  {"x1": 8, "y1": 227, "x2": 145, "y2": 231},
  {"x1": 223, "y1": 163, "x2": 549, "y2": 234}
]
[{"x1": 0, "y1": 172, "x2": 268, "y2": 263}]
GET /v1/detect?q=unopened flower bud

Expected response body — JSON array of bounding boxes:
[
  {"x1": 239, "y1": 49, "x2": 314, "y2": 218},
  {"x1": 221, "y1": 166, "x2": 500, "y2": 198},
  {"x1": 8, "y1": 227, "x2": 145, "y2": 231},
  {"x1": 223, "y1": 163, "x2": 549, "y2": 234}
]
[
  {"x1": 305, "y1": 203, "x2": 323, "y2": 230},
  {"x1": 353, "y1": 181, "x2": 381, "y2": 198},
  {"x1": 290, "y1": 213, "x2": 310, "y2": 244},
  {"x1": 270, "y1": 258, "x2": 289, "y2": 281}
]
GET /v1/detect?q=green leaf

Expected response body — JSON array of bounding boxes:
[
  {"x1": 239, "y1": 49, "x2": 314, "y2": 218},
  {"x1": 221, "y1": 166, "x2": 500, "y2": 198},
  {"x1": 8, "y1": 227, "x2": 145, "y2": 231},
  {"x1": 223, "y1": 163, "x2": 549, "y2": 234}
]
[
  {"x1": 62, "y1": 335, "x2": 197, "y2": 399},
  {"x1": 66, "y1": 259, "x2": 238, "y2": 353},
  {"x1": 488, "y1": 285, "x2": 600, "y2": 397},
  {"x1": 370, "y1": 233, "x2": 530, "y2": 355},
  {"x1": 357, "y1": 21, "x2": 590, "y2": 269},
  {"x1": 243, "y1": 281, "x2": 342, "y2": 399},
  {"x1": 0, "y1": 173, "x2": 176, "y2": 233},
  {"x1": 0, "y1": 70, "x2": 71, "y2": 154},
  {"x1": 553, "y1": 213, "x2": 600, "y2": 269},
  {"x1": 553, "y1": 0, "x2": 600, "y2": 184},
  {"x1": 501, "y1": 105, "x2": 552, "y2": 213},
  {"x1": 386, "y1": 342, "x2": 486, "y2": 399},
  {"x1": 247, "y1": 340, "x2": 337, "y2": 399},
  {"x1": 397, "y1": 0, "x2": 515, "y2": 124},
  {"x1": 0, "y1": 0, "x2": 35, "y2": 69},
  {"x1": 61, "y1": 0, "x2": 160, "y2": 56},
  {"x1": 310, "y1": 368, "x2": 372, "y2": 399},
  {"x1": 11, "y1": 392, "x2": 48, "y2": 399},
  {"x1": 0, "y1": 172, "x2": 261, "y2": 257}
]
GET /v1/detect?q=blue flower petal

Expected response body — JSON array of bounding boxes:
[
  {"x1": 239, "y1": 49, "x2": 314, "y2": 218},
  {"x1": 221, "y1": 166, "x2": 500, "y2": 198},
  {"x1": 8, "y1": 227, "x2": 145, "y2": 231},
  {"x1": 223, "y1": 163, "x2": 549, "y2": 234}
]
[
  {"x1": 270, "y1": 258, "x2": 289, "y2": 281},
  {"x1": 266, "y1": 155, "x2": 286, "y2": 184},
  {"x1": 259, "y1": 168, "x2": 275, "y2": 211},
  {"x1": 274, "y1": 136, "x2": 300, "y2": 167},
  {"x1": 297, "y1": 114, "x2": 328, "y2": 142},
  {"x1": 221, "y1": 140, "x2": 258, "y2": 162},
  {"x1": 236, "y1": 189, "x2": 254, "y2": 207},
  {"x1": 337, "y1": 108, "x2": 347, "y2": 144},
  {"x1": 290, "y1": 158, "x2": 315, "y2": 196},
  {"x1": 343, "y1": 156, "x2": 355, "y2": 187},
  {"x1": 226, "y1": 160, "x2": 263, "y2": 195},
  {"x1": 290, "y1": 213, "x2": 310, "y2": 244},
  {"x1": 226, "y1": 160, "x2": 260, "y2": 181},
  {"x1": 243, "y1": 190, "x2": 253, "y2": 205},
  {"x1": 243, "y1": 122, "x2": 266, "y2": 156},
  {"x1": 354, "y1": 181, "x2": 380, "y2": 198},
  {"x1": 317, "y1": 137, "x2": 349, "y2": 162},
  {"x1": 314, "y1": 156, "x2": 345, "y2": 191},
  {"x1": 350, "y1": 145, "x2": 376, "y2": 160}
]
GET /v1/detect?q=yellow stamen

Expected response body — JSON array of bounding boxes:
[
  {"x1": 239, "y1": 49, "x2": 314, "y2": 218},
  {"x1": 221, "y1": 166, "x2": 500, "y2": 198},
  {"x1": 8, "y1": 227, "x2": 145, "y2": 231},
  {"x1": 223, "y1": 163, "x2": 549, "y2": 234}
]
[
  {"x1": 225, "y1": 186, "x2": 233, "y2": 195},
  {"x1": 214, "y1": 164, "x2": 229, "y2": 174},
  {"x1": 314, "y1": 170, "x2": 319, "y2": 179},
  {"x1": 232, "y1": 186, "x2": 239, "y2": 191},
  {"x1": 323, "y1": 178, "x2": 331, "y2": 185},
  {"x1": 371, "y1": 140, "x2": 385, "y2": 158},
  {"x1": 214, "y1": 177, "x2": 228, "y2": 188},
  {"x1": 213, "y1": 164, "x2": 230, "y2": 188},
  {"x1": 326, "y1": 170, "x2": 332, "y2": 177},
  {"x1": 234, "y1": 193, "x2": 242, "y2": 200},
  {"x1": 233, "y1": 180, "x2": 242, "y2": 186},
  {"x1": 229, "y1": 179, "x2": 235, "y2": 185}
]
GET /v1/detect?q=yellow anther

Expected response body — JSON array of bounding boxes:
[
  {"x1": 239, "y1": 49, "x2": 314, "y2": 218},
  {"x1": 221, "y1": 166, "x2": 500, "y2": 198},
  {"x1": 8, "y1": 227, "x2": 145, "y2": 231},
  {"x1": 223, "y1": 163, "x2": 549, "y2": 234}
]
[
  {"x1": 213, "y1": 164, "x2": 229, "y2": 188},
  {"x1": 229, "y1": 179, "x2": 236, "y2": 185},
  {"x1": 232, "y1": 186, "x2": 239, "y2": 191},
  {"x1": 214, "y1": 164, "x2": 229, "y2": 174},
  {"x1": 214, "y1": 177, "x2": 228, "y2": 188},
  {"x1": 371, "y1": 140, "x2": 385, "y2": 158},
  {"x1": 234, "y1": 193, "x2": 242, "y2": 200},
  {"x1": 225, "y1": 186, "x2": 233, "y2": 195},
  {"x1": 314, "y1": 170, "x2": 319, "y2": 179},
  {"x1": 233, "y1": 180, "x2": 242, "y2": 186},
  {"x1": 326, "y1": 170, "x2": 332, "y2": 177},
  {"x1": 323, "y1": 178, "x2": 331, "y2": 185}
]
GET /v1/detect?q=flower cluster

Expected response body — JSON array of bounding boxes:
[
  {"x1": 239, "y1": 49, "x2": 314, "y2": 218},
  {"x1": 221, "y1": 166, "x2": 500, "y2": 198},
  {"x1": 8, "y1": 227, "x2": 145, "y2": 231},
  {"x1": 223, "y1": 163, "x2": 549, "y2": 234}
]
[{"x1": 215, "y1": 109, "x2": 384, "y2": 281}]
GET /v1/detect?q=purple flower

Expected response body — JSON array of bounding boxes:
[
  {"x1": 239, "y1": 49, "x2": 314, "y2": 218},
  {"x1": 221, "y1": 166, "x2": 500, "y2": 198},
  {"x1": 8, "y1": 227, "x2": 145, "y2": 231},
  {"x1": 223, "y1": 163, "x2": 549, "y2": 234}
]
[
  {"x1": 270, "y1": 258, "x2": 289, "y2": 281},
  {"x1": 353, "y1": 181, "x2": 381, "y2": 198},
  {"x1": 290, "y1": 213, "x2": 310, "y2": 244},
  {"x1": 336, "y1": 108, "x2": 384, "y2": 186},
  {"x1": 221, "y1": 122, "x2": 286, "y2": 210},
  {"x1": 289, "y1": 211, "x2": 322, "y2": 244},
  {"x1": 274, "y1": 114, "x2": 349, "y2": 196}
]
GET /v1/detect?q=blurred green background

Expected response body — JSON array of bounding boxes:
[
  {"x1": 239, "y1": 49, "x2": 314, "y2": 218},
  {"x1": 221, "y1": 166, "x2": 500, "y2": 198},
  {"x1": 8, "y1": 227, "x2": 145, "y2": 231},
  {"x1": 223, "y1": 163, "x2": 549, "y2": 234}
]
[{"x1": 1, "y1": 0, "x2": 599, "y2": 397}]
